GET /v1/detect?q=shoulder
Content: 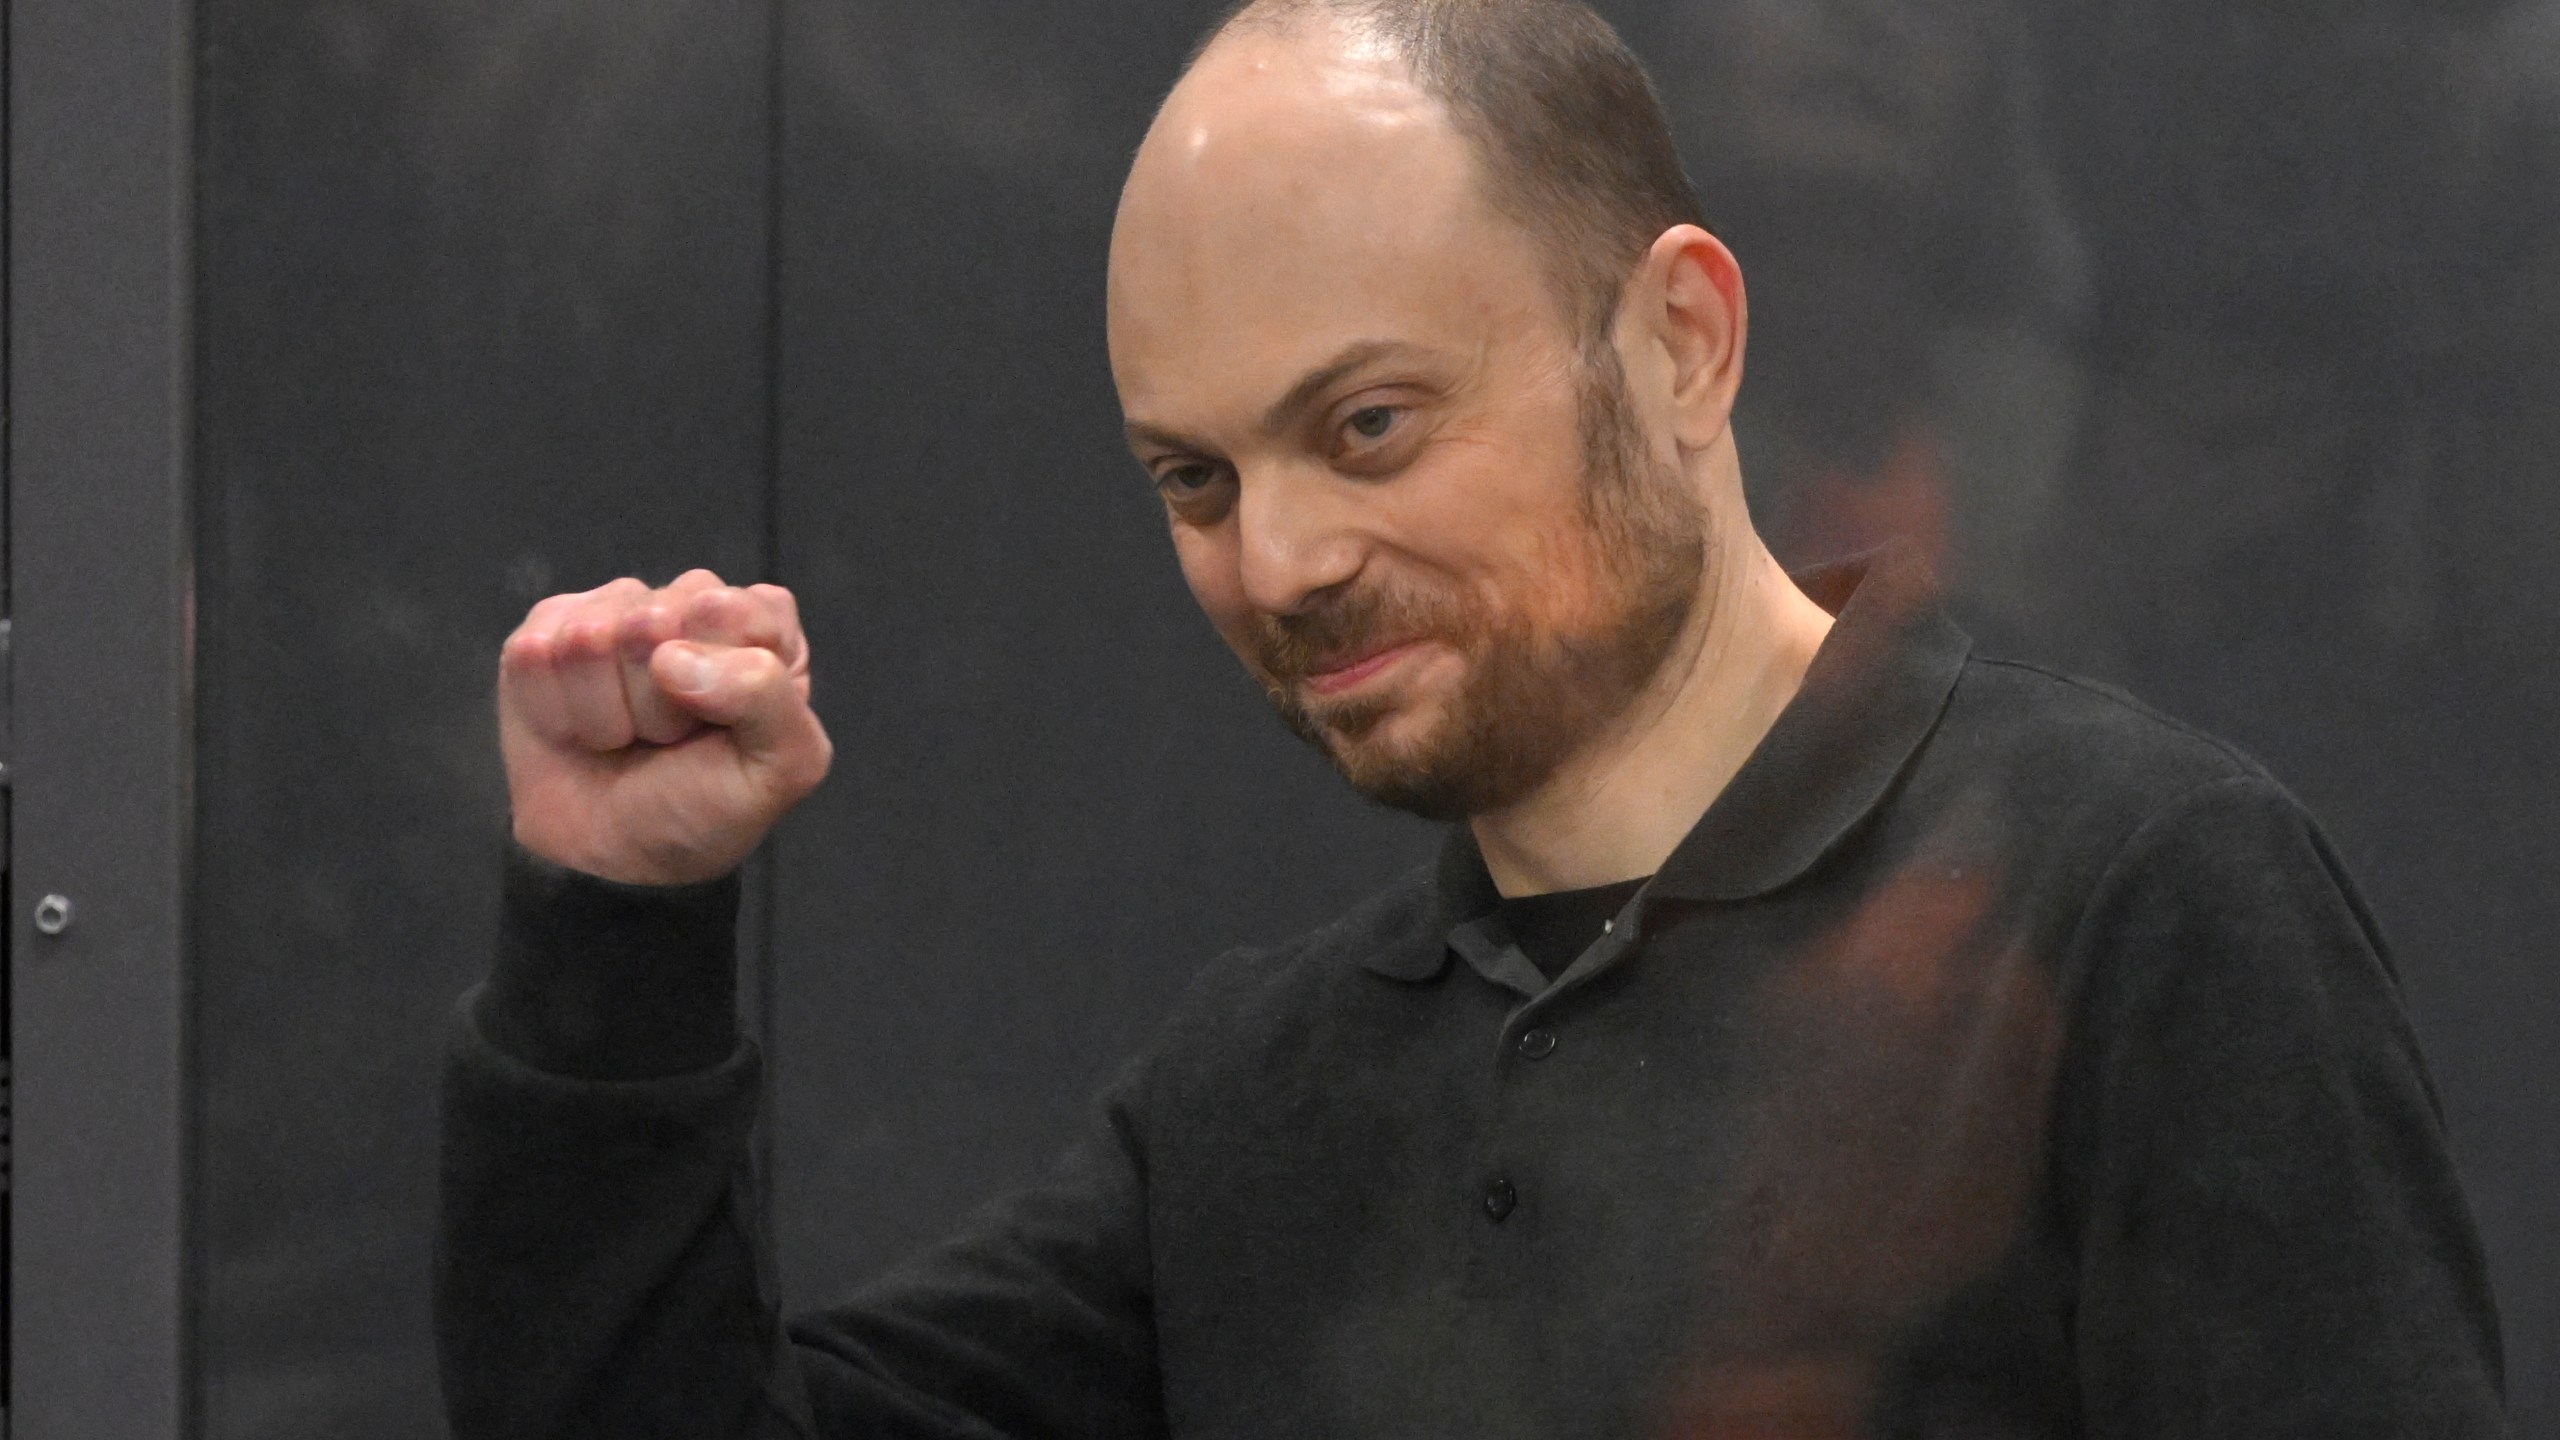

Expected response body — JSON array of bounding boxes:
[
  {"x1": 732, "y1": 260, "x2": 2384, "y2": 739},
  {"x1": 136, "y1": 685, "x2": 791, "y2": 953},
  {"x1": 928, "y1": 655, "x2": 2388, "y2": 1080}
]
[
  {"x1": 1911, "y1": 655, "x2": 2321, "y2": 885},
  {"x1": 1945, "y1": 655, "x2": 2272, "y2": 807},
  {"x1": 1939, "y1": 663, "x2": 2401, "y2": 1060},
  {"x1": 1879, "y1": 653, "x2": 2383, "y2": 994}
]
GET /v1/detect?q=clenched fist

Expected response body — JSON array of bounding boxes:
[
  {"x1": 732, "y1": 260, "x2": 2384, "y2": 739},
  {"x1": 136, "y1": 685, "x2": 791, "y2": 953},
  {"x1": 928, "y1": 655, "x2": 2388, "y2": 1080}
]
[{"x1": 499, "y1": 570, "x2": 833, "y2": 886}]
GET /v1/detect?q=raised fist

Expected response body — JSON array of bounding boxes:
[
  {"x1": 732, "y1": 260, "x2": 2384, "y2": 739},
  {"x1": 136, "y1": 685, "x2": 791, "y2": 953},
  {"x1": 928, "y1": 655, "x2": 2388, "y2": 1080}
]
[{"x1": 498, "y1": 570, "x2": 833, "y2": 886}]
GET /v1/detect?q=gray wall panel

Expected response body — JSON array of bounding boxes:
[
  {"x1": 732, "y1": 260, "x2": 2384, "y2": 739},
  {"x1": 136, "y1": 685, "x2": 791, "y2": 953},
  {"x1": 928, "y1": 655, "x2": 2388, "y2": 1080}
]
[
  {"x1": 188, "y1": 1, "x2": 775, "y2": 1434},
  {"x1": 6, "y1": 0, "x2": 193, "y2": 1433}
]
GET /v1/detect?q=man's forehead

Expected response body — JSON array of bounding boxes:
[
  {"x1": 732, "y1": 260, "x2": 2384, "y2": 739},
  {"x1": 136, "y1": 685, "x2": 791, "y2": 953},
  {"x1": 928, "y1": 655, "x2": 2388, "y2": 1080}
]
[
  {"x1": 1113, "y1": 23, "x2": 1468, "y2": 273},
  {"x1": 1108, "y1": 18, "x2": 1555, "y2": 427},
  {"x1": 1150, "y1": 15, "x2": 1435, "y2": 169},
  {"x1": 1109, "y1": 210, "x2": 1543, "y2": 443}
]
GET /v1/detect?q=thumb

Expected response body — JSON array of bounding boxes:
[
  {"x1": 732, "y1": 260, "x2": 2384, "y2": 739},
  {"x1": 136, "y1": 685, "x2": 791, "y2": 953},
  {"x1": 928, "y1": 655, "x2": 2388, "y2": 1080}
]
[{"x1": 653, "y1": 641, "x2": 831, "y2": 788}]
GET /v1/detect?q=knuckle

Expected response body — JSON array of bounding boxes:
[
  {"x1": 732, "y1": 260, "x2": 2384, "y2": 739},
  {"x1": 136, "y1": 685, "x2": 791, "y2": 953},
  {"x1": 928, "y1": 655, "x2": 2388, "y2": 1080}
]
[
  {"x1": 618, "y1": 603, "x2": 672, "y2": 646},
  {"x1": 781, "y1": 734, "x2": 833, "y2": 793},
  {"x1": 557, "y1": 619, "x2": 614, "y2": 657},
  {"x1": 500, "y1": 630, "x2": 550, "y2": 668},
  {"x1": 520, "y1": 593, "x2": 576, "y2": 630}
]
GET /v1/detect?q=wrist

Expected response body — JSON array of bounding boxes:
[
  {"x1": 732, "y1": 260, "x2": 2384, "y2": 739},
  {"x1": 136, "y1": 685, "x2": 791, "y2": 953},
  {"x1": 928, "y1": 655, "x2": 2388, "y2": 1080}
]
[
  {"x1": 510, "y1": 817, "x2": 748, "y2": 889},
  {"x1": 476, "y1": 840, "x2": 744, "y2": 1079}
]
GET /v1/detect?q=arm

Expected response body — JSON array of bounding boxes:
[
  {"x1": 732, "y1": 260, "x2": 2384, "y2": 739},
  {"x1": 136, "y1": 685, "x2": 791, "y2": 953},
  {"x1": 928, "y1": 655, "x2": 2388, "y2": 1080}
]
[
  {"x1": 437, "y1": 852, "x2": 790, "y2": 1439},
  {"x1": 437, "y1": 849, "x2": 1165, "y2": 1440},
  {"x1": 438, "y1": 572, "x2": 1164, "y2": 1439},
  {"x1": 2056, "y1": 776, "x2": 2506, "y2": 1438}
]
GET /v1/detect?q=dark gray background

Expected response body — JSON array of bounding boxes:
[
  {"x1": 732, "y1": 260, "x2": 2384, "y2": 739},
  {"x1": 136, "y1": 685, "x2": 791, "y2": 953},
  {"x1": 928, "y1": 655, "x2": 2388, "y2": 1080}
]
[{"x1": 161, "y1": 0, "x2": 2560, "y2": 1435}]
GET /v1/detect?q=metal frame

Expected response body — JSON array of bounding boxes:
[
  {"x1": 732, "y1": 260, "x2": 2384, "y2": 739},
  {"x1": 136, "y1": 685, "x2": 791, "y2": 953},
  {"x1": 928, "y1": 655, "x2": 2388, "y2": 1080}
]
[{"x1": 6, "y1": 0, "x2": 195, "y2": 1429}]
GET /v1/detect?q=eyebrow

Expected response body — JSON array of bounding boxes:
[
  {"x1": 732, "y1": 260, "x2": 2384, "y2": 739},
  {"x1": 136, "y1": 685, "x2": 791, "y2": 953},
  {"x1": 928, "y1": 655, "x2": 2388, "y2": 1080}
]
[
  {"x1": 1123, "y1": 338, "x2": 1428, "y2": 455},
  {"x1": 1259, "y1": 339, "x2": 1421, "y2": 437}
]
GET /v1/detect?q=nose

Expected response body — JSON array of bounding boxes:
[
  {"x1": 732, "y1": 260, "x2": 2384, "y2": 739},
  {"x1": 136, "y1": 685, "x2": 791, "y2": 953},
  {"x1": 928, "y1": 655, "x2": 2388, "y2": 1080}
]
[{"x1": 1233, "y1": 462, "x2": 1367, "y2": 617}]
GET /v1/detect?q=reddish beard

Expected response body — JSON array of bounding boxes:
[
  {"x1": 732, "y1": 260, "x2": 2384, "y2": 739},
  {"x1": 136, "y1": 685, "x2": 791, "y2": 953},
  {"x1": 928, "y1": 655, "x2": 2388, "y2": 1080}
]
[{"x1": 1250, "y1": 349, "x2": 1709, "y2": 820}]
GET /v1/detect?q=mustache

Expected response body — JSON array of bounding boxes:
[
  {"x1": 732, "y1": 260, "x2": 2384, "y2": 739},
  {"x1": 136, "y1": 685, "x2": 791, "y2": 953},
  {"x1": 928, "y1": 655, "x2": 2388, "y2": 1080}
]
[{"x1": 1250, "y1": 580, "x2": 1473, "y2": 683}]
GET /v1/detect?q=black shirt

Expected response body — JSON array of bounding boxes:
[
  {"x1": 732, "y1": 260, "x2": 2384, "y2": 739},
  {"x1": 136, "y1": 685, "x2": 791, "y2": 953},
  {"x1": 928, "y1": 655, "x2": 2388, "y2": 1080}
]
[
  {"x1": 1497, "y1": 877, "x2": 1650, "y2": 982},
  {"x1": 439, "y1": 550, "x2": 2506, "y2": 1439}
]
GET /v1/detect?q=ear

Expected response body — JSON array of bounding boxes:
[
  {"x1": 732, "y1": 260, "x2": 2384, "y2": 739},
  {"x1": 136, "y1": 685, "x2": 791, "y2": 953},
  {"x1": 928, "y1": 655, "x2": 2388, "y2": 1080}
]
[{"x1": 1626, "y1": 225, "x2": 1746, "y2": 453}]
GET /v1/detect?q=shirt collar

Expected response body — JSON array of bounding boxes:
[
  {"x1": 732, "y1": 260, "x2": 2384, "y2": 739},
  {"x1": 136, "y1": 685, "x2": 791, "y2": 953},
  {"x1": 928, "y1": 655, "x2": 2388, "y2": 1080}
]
[{"x1": 1365, "y1": 544, "x2": 1971, "y2": 981}]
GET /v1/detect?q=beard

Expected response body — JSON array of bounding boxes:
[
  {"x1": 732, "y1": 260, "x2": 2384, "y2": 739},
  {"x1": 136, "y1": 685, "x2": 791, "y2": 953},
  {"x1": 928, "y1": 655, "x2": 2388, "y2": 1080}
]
[{"x1": 1250, "y1": 346, "x2": 1711, "y2": 821}]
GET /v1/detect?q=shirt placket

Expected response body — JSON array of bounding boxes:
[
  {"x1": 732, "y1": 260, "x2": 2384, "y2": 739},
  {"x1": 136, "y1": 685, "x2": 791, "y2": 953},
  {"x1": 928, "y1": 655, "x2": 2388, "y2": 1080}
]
[{"x1": 1451, "y1": 892, "x2": 1650, "y2": 1296}]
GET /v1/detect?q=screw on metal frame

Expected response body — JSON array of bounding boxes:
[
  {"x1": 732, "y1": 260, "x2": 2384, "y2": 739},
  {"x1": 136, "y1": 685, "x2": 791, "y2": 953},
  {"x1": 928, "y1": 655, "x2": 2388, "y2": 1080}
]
[{"x1": 34, "y1": 894, "x2": 74, "y2": 936}]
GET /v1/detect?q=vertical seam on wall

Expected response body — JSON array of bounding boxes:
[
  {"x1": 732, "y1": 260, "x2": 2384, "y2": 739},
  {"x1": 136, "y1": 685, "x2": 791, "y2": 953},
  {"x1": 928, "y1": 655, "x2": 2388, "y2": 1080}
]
[
  {"x1": 1, "y1": 0, "x2": 14, "y2": 1426},
  {"x1": 755, "y1": 0, "x2": 787, "y2": 1245},
  {"x1": 175, "y1": 0, "x2": 204, "y2": 1426}
]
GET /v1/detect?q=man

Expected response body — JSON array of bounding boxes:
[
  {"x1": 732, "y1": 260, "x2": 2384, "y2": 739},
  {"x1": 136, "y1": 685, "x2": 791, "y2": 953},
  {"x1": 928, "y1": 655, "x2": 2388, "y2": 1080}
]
[{"x1": 438, "y1": 1, "x2": 2507, "y2": 1435}]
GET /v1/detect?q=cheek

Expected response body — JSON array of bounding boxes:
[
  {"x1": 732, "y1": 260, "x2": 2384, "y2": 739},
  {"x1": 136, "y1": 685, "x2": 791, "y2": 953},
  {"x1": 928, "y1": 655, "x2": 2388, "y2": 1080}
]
[
  {"x1": 1397, "y1": 399, "x2": 1597, "y2": 599},
  {"x1": 1526, "y1": 522, "x2": 1619, "y2": 618},
  {"x1": 1435, "y1": 486, "x2": 1615, "y2": 635}
]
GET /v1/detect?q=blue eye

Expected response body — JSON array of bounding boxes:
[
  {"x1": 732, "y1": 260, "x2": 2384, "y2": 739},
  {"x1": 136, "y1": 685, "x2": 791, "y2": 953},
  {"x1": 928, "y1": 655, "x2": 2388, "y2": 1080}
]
[{"x1": 1347, "y1": 407, "x2": 1397, "y2": 441}]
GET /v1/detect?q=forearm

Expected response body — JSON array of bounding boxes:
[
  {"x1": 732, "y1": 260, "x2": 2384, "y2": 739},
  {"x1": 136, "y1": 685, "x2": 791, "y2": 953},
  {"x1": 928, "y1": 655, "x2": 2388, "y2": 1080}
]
[
  {"x1": 437, "y1": 1009, "x2": 807, "y2": 1439},
  {"x1": 436, "y1": 849, "x2": 809, "y2": 1439},
  {"x1": 435, "y1": 847, "x2": 1169, "y2": 1440}
]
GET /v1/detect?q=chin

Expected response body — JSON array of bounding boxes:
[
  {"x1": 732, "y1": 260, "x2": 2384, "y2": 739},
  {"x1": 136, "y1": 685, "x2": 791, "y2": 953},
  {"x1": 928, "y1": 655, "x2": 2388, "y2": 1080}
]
[
  {"x1": 1319, "y1": 710, "x2": 1483, "y2": 822},
  {"x1": 1307, "y1": 685, "x2": 1444, "y2": 762},
  {"x1": 1271, "y1": 667, "x2": 1501, "y2": 819}
]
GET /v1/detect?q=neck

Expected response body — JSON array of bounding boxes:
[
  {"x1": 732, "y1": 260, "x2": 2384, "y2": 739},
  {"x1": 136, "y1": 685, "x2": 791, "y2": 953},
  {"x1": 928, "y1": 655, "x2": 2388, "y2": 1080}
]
[{"x1": 1469, "y1": 513, "x2": 1835, "y2": 898}]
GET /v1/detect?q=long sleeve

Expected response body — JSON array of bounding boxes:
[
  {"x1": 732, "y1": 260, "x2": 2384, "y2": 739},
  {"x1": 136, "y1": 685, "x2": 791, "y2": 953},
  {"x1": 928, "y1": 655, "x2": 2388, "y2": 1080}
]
[
  {"x1": 2053, "y1": 776, "x2": 2507, "y2": 1438},
  {"x1": 435, "y1": 847, "x2": 1164, "y2": 1440}
]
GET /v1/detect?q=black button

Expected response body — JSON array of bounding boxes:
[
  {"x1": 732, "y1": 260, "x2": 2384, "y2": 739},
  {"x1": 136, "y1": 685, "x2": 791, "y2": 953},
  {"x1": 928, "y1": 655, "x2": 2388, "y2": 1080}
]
[
  {"x1": 1482, "y1": 1178, "x2": 1517, "y2": 1222},
  {"x1": 1517, "y1": 1029, "x2": 1557, "y2": 1060}
]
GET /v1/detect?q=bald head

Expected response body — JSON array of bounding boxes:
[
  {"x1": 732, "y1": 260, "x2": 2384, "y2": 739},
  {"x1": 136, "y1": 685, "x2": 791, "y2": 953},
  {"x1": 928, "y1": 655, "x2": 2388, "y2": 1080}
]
[
  {"x1": 1109, "y1": 7, "x2": 1585, "y2": 516},
  {"x1": 1112, "y1": 11, "x2": 1515, "y2": 384},
  {"x1": 1180, "y1": 0, "x2": 1706, "y2": 340},
  {"x1": 1108, "y1": 0, "x2": 1710, "y2": 432}
]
